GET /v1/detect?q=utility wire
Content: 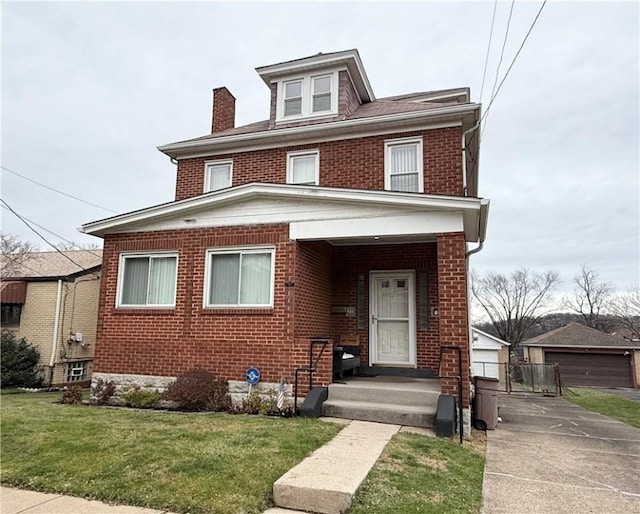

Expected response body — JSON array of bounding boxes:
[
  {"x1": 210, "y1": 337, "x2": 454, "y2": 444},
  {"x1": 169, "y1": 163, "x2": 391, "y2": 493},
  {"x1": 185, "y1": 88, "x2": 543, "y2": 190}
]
[
  {"x1": 1, "y1": 165, "x2": 117, "y2": 214},
  {"x1": 0, "y1": 204, "x2": 102, "y2": 260},
  {"x1": 0, "y1": 198, "x2": 88, "y2": 271},
  {"x1": 479, "y1": 0, "x2": 499, "y2": 105}
]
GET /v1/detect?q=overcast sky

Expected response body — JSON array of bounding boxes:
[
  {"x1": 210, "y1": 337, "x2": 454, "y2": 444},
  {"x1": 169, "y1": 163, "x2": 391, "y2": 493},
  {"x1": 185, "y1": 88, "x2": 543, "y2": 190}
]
[{"x1": 2, "y1": 1, "x2": 638, "y2": 297}]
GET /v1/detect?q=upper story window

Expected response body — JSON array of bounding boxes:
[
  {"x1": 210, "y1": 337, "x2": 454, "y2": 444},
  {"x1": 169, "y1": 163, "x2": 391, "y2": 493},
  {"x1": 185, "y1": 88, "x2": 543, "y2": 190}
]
[
  {"x1": 287, "y1": 150, "x2": 319, "y2": 185},
  {"x1": 205, "y1": 160, "x2": 232, "y2": 192},
  {"x1": 384, "y1": 138, "x2": 424, "y2": 193},
  {"x1": 205, "y1": 247, "x2": 275, "y2": 308},
  {"x1": 117, "y1": 252, "x2": 178, "y2": 308},
  {"x1": 277, "y1": 72, "x2": 337, "y2": 122}
]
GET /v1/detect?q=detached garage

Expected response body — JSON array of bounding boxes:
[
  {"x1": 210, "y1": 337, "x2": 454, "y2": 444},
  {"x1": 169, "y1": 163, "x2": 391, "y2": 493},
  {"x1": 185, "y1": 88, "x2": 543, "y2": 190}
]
[{"x1": 522, "y1": 323, "x2": 639, "y2": 389}]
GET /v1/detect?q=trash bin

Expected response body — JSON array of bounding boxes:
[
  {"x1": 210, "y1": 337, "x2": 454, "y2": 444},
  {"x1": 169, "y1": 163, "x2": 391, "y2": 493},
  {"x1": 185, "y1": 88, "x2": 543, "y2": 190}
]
[{"x1": 473, "y1": 376, "x2": 499, "y2": 430}]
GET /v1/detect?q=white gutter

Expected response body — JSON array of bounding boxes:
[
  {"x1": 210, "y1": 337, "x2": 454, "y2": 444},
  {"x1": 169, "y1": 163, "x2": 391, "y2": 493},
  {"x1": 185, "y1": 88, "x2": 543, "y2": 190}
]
[
  {"x1": 49, "y1": 279, "x2": 63, "y2": 369},
  {"x1": 157, "y1": 103, "x2": 480, "y2": 157}
]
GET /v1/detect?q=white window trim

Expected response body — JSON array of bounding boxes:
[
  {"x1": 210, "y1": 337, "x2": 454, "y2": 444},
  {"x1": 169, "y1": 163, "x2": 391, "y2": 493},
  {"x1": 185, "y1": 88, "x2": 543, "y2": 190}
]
[
  {"x1": 204, "y1": 159, "x2": 233, "y2": 193},
  {"x1": 67, "y1": 361, "x2": 88, "y2": 382},
  {"x1": 384, "y1": 137, "x2": 424, "y2": 193},
  {"x1": 276, "y1": 71, "x2": 339, "y2": 123},
  {"x1": 116, "y1": 252, "x2": 179, "y2": 308},
  {"x1": 286, "y1": 149, "x2": 320, "y2": 185},
  {"x1": 203, "y1": 246, "x2": 276, "y2": 309}
]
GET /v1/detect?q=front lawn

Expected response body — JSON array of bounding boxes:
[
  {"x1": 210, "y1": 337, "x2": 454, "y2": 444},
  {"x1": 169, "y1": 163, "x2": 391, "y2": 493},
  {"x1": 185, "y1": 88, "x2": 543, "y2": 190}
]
[
  {"x1": 349, "y1": 432, "x2": 485, "y2": 514},
  {"x1": 564, "y1": 388, "x2": 640, "y2": 429},
  {"x1": 0, "y1": 391, "x2": 342, "y2": 514}
]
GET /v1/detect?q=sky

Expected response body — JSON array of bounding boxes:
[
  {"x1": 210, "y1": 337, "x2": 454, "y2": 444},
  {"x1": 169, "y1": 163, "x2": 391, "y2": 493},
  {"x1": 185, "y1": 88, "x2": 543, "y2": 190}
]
[{"x1": 2, "y1": 1, "x2": 639, "y2": 298}]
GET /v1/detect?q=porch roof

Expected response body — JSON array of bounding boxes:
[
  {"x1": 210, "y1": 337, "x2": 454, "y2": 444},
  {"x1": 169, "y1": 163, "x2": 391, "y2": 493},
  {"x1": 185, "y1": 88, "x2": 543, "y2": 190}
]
[{"x1": 80, "y1": 183, "x2": 489, "y2": 244}]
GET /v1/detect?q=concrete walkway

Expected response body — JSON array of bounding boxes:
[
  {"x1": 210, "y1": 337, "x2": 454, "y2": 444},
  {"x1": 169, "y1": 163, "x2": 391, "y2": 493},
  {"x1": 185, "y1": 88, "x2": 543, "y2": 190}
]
[
  {"x1": 0, "y1": 487, "x2": 177, "y2": 514},
  {"x1": 482, "y1": 392, "x2": 640, "y2": 514}
]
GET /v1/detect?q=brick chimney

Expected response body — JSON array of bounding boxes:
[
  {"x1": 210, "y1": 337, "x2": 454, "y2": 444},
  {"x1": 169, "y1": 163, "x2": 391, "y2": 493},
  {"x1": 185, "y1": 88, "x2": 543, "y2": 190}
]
[{"x1": 211, "y1": 87, "x2": 236, "y2": 133}]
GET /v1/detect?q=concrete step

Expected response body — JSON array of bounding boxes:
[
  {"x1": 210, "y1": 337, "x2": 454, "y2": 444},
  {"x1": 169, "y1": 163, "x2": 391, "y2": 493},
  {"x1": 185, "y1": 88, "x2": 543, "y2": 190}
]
[
  {"x1": 273, "y1": 420, "x2": 399, "y2": 514},
  {"x1": 322, "y1": 399, "x2": 435, "y2": 427},
  {"x1": 327, "y1": 382, "x2": 440, "y2": 408}
]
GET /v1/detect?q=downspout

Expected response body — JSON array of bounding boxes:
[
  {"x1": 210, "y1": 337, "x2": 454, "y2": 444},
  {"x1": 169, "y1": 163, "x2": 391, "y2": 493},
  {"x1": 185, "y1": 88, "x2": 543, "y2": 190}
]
[
  {"x1": 461, "y1": 119, "x2": 480, "y2": 197},
  {"x1": 49, "y1": 279, "x2": 63, "y2": 385}
]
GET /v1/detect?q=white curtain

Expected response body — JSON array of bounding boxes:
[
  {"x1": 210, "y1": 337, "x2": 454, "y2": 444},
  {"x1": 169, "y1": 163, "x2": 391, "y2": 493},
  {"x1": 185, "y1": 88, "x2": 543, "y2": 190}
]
[
  {"x1": 390, "y1": 144, "x2": 419, "y2": 192},
  {"x1": 240, "y1": 253, "x2": 272, "y2": 304},
  {"x1": 291, "y1": 155, "x2": 317, "y2": 184},
  {"x1": 121, "y1": 257, "x2": 149, "y2": 305},
  {"x1": 210, "y1": 254, "x2": 240, "y2": 304},
  {"x1": 208, "y1": 164, "x2": 231, "y2": 191},
  {"x1": 148, "y1": 257, "x2": 177, "y2": 305}
]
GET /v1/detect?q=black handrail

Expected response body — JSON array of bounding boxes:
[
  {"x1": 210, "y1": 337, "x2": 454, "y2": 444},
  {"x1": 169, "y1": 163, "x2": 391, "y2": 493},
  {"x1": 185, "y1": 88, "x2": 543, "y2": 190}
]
[
  {"x1": 438, "y1": 345, "x2": 464, "y2": 443},
  {"x1": 293, "y1": 338, "x2": 330, "y2": 413}
]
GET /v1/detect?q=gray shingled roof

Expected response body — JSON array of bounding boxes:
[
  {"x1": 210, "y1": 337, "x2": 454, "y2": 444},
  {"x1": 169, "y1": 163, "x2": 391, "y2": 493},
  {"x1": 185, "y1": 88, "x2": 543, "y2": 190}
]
[
  {"x1": 0, "y1": 250, "x2": 103, "y2": 279},
  {"x1": 522, "y1": 323, "x2": 640, "y2": 348}
]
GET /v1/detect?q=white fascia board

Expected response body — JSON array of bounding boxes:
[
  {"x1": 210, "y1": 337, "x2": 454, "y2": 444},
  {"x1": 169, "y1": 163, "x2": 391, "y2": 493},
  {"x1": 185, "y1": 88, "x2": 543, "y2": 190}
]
[
  {"x1": 472, "y1": 328, "x2": 510, "y2": 346},
  {"x1": 290, "y1": 212, "x2": 463, "y2": 241},
  {"x1": 157, "y1": 104, "x2": 479, "y2": 159},
  {"x1": 80, "y1": 183, "x2": 486, "y2": 237}
]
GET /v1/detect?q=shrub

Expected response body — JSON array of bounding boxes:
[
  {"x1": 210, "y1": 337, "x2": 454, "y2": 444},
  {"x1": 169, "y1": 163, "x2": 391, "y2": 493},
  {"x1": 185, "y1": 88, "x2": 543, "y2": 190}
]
[
  {"x1": 1, "y1": 330, "x2": 42, "y2": 388},
  {"x1": 91, "y1": 378, "x2": 116, "y2": 406},
  {"x1": 121, "y1": 385, "x2": 161, "y2": 409},
  {"x1": 60, "y1": 385, "x2": 83, "y2": 404},
  {"x1": 162, "y1": 368, "x2": 231, "y2": 412},
  {"x1": 237, "y1": 388, "x2": 294, "y2": 416}
]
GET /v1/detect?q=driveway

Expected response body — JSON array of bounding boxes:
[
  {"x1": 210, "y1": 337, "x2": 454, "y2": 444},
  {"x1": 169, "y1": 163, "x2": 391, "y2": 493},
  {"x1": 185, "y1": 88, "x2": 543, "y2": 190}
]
[{"x1": 482, "y1": 392, "x2": 640, "y2": 514}]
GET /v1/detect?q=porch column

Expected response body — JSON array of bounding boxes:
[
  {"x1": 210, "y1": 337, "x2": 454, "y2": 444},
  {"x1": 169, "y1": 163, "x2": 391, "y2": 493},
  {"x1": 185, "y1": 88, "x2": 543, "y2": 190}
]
[{"x1": 436, "y1": 232, "x2": 470, "y2": 407}]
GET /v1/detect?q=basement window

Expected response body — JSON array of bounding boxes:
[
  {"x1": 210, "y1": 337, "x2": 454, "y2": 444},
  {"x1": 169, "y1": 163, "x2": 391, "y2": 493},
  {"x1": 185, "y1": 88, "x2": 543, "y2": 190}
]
[{"x1": 66, "y1": 361, "x2": 88, "y2": 382}]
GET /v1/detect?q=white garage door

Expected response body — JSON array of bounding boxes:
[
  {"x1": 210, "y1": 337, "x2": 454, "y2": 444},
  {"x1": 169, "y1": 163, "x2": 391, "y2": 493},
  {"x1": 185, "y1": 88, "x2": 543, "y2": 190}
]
[{"x1": 472, "y1": 349, "x2": 500, "y2": 379}]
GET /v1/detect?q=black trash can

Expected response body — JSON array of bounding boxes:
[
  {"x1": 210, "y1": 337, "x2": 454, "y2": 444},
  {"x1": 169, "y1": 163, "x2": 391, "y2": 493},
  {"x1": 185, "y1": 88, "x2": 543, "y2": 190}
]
[{"x1": 473, "y1": 376, "x2": 499, "y2": 430}]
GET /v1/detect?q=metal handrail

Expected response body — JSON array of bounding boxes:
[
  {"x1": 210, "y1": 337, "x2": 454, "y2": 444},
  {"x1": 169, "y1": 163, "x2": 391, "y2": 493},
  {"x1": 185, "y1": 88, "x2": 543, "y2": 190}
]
[
  {"x1": 293, "y1": 338, "x2": 330, "y2": 413},
  {"x1": 438, "y1": 345, "x2": 464, "y2": 443}
]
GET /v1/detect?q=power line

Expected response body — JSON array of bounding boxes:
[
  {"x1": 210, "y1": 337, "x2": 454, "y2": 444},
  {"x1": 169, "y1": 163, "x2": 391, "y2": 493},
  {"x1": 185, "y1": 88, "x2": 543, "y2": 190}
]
[
  {"x1": 0, "y1": 204, "x2": 102, "y2": 260},
  {"x1": 1, "y1": 165, "x2": 117, "y2": 213},
  {"x1": 0, "y1": 198, "x2": 88, "y2": 271},
  {"x1": 479, "y1": 0, "x2": 499, "y2": 105}
]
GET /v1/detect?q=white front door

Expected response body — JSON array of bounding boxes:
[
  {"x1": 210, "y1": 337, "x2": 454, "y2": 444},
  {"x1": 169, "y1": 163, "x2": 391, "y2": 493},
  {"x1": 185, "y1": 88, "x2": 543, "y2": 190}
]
[{"x1": 370, "y1": 271, "x2": 416, "y2": 366}]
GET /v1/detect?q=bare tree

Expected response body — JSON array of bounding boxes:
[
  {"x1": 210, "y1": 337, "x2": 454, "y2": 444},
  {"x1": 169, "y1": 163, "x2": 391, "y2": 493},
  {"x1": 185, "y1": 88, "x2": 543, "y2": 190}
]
[
  {"x1": 0, "y1": 233, "x2": 39, "y2": 278},
  {"x1": 55, "y1": 241, "x2": 102, "y2": 251},
  {"x1": 471, "y1": 268, "x2": 560, "y2": 348},
  {"x1": 563, "y1": 265, "x2": 612, "y2": 330},
  {"x1": 608, "y1": 287, "x2": 640, "y2": 339}
]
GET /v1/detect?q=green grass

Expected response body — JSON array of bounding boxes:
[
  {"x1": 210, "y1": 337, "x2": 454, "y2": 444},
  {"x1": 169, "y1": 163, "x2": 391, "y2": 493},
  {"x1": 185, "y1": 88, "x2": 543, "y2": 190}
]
[
  {"x1": 1, "y1": 391, "x2": 342, "y2": 514},
  {"x1": 348, "y1": 433, "x2": 485, "y2": 514},
  {"x1": 564, "y1": 388, "x2": 640, "y2": 429}
]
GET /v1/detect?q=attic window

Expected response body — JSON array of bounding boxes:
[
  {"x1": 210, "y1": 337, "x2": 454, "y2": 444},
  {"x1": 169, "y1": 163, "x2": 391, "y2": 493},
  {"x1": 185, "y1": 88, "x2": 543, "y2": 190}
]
[{"x1": 277, "y1": 72, "x2": 338, "y2": 122}]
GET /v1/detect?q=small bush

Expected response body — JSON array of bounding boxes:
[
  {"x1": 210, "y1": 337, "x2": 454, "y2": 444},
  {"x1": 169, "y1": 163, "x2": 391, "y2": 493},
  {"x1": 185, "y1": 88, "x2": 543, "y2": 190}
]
[
  {"x1": 91, "y1": 378, "x2": 116, "y2": 406},
  {"x1": 121, "y1": 385, "x2": 161, "y2": 409},
  {"x1": 162, "y1": 368, "x2": 231, "y2": 412},
  {"x1": 60, "y1": 385, "x2": 83, "y2": 405},
  {"x1": 1, "y1": 330, "x2": 42, "y2": 388},
  {"x1": 237, "y1": 388, "x2": 294, "y2": 416}
]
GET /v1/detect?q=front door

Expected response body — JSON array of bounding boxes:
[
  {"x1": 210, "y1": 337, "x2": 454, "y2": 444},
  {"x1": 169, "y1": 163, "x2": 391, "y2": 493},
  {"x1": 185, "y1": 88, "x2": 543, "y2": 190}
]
[{"x1": 370, "y1": 271, "x2": 416, "y2": 366}]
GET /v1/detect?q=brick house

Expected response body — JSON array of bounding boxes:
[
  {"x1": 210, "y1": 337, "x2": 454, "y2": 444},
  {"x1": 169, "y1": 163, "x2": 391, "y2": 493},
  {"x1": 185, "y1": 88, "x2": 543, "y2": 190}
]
[
  {"x1": 82, "y1": 49, "x2": 489, "y2": 418},
  {"x1": 0, "y1": 250, "x2": 102, "y2": 386}
]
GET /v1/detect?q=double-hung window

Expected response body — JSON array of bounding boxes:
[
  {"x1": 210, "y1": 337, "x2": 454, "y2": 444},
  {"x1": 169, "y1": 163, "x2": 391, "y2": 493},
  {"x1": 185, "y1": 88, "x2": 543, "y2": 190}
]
[
  {"x1": 287, "y1": 150, "x2": 319, "y2": 185},
  {"x1": 283, "y1": 80, "x2": 303, "y2": 117},
  {"x1": 312, "y1": 75, "x2": 332, "y2": 113},
  {"x1": 205, "y1": 160, "x2": 232, "y2": 192},
  {"x1": 118, "y1": 253, "x2": 178, "y2": 307},
  {"x1": 205, "y1": 247, "x2": 274, "y2": 308},
  {"x1": 277, "y1": 72, "x2": 337, "y2": 122},
  {"x1": 384, "y1": 138, "x2": 424, "y2": 193}
]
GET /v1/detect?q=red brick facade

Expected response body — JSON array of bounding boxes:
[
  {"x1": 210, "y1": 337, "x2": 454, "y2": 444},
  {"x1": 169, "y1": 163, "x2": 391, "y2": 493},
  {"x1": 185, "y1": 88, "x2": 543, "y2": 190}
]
[
  {"x1": 211, "y1": 87, "x2": 236, "y2": 133},
  {"x1": 174, "y1": 127, "x2": 463, "y2": 200}
]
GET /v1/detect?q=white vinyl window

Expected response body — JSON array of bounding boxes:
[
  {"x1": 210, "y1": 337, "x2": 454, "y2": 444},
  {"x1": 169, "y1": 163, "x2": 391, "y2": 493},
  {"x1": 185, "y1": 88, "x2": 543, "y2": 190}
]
[
  {"x1": 277, "y1": 72, "x2": 338, "y2": 122},
  {"x1": 205, "y1": 160, "x2": 232, "y2": 192},
  {"x1": 205, "y1": 247, "x2": 274, "y2": 308},
  {"x1": 312, "y1": 75, "x2": 332, "y2": 113},
  {"x1": 67, "y1": 361, "x2": 88, "y2": 382},
  {"x1": 287, "y1": 150, "x2": 319, "y2": 185},
  {"x1": 384, "y1": 138, "x2": 424, "y2": 193},
  {"x1": 117, "y1": 253, "x2": 178, "y2": 307},
  {"x1": 283, "y1": 80, "x2": 303, "y2": 117}
]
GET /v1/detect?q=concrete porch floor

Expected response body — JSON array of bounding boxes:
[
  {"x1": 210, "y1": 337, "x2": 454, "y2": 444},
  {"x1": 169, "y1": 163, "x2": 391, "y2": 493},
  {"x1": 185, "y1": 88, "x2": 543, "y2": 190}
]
[{"x1": 332, "y1": 375, "x2": 441, "y2": 391}]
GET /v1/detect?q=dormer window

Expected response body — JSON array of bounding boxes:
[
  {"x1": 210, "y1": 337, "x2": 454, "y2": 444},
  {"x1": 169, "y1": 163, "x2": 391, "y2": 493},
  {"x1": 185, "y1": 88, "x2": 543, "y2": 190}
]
[{"x1": 276, "y1": 72, "x2": 338, "y2": 122}]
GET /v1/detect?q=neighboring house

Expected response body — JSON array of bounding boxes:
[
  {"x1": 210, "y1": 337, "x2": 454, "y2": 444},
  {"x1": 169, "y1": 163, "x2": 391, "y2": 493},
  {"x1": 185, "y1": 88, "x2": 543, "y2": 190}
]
[
  {"x1": 522, "y1": 323, "x2": 640, "y2": 389},
  {"x1": 470, "y1": 327, "x2": 510, "y2": 382},
  {"x1": 0, "y1": 250, "x2": 102, "y2": 386},
  {"x1": 81, "y1": 49, "x2": 489, "y2": 416}
]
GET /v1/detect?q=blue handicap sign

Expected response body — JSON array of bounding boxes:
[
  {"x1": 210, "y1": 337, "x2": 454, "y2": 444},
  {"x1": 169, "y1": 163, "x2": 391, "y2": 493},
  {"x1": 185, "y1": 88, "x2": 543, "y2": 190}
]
[{"x1": 246, "y1": 367, "x2": 260, "y2": 385}]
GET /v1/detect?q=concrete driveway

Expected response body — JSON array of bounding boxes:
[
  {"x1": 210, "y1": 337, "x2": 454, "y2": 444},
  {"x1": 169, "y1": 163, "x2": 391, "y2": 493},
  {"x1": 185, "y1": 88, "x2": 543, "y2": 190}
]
[{"x1": 482, "y1": 392, "x2": 640, "y2": 514}]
